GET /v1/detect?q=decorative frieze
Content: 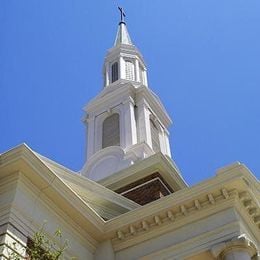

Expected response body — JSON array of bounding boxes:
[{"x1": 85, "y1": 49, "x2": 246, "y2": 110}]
[
  {"x1": 142, "y1": 220, "x2": 149, "y2": 231},
  {"x1": 113, "y1": 188, "x2": 237, "y2": 243},
  {"x1": 167, "y1": 210, "x2": 174, "y2": 221},
  {"x1": 238, "y1": 191, "x2": 260, "y2": 228},
  {"x1": 154, "y1": 215, "x2": 161, "y2": 226},
  {"x1": 129, "y1": 225, "x2": 136, "y2": 235},
  {"x1": 180, "y1": 205, "x2": 187, "y2": 216},
  {"x1": 221, "y1": 188, "x2": 229, "y2": 199},
  {"x1": 112, "y1": 188, "x2": 260, "y2": 246},
  {"x1": 208, "y1": 194, "x2": 215, "y2": 204},
  {"x1": 194, "y1": 199, "x2": 201, "y2": 210}
]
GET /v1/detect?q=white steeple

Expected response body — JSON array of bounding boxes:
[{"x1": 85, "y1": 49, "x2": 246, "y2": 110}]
[
  {"x1": 103, "y1": 9, "x2": 148, "y2": 88},
  {"x1": 81, "y1": 9, "x2": 172, "y2": 181}
]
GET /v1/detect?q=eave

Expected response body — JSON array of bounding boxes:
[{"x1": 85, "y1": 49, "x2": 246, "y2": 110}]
[
  {"x1": 101, "y1": 163, "x2": 259, "y2": 251},
  {"x1": 1, "y1": 145, "x2": 259, "y2": 253}
]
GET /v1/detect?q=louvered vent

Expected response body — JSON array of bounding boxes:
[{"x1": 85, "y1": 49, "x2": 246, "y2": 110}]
[
  {"x1": 125, "y1": 60, "x2": 135, "y2": 80},
  {"x1": 150, "y1": 119, "x2": 160, "y2": 153},
  {"x1": 102, "y1": 114, "x2": 120, "y2": 148}
]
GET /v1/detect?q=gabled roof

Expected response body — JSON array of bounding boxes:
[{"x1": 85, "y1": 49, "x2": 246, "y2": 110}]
[
  {"x1": 0, "y1": 144, "x2": 139, "y2": 227},
  {"x1": 35, "y1": 152, "x2": 140, "y2": 219}
]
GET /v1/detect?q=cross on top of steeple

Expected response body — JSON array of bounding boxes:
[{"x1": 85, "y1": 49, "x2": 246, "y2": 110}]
[{"x1": 118, "y1": 6, "x2": 126, "y2": 24}]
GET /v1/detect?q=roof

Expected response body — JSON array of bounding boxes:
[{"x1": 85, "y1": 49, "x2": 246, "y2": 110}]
[
  {"x1": 114, "y1": 22, "x2": 133, "y2": 46},
  {"x1": 1, "y1": 144, "x2": 259, "y2": 253},
  {"x1": 35, "y1": 152, "x2": 140, "y2": 219},
  {"x1": 0, "y1": 144, "x2": 139, "y2": 221}
]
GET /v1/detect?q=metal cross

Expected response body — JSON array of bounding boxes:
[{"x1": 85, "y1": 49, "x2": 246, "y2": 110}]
[{"x1": 118, "y1": 6, "x2": 126, "y2": 23}]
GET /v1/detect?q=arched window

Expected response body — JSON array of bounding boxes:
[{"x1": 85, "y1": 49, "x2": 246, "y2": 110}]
[
  {"x1": 150, "y1": 118, "x2": 160, "y2": 153},
  {"x1": 111, "y1": 62, "x2": 119, "y2": 83},
  {"x1": 125, "y1": 60, "x2": 135, "y2": 81},
  {"x1": 102, "y1": 113, "x2": 120, "y2": 148}
]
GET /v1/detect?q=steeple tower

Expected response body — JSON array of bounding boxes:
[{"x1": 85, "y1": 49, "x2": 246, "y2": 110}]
[
  {"x1": 81, "y1": 9, "x2": 173, "y2": 182},
  {"x1": 103, "y1": 8, "x2": 148, "y2": 88}
]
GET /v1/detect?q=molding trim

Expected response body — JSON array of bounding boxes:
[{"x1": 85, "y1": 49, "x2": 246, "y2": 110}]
[{"x1": 109, "y1": 188, "x2": 260, "y2": 251}]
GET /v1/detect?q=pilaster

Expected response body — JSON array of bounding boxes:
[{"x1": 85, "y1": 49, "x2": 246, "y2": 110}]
[
  {"x1": 105, "y1": 63, "x2": 110, "y2": 87},
  {"x1": 119, "y1": 56, "x2": 126, "y2": 80},
  {"x1": 0, "y1": 223, "x2": 27, "y2": 259},
  {"x1": 94, "y1": 240, "x2": 115, "y2": 260},
  {"x1": 164, "y1": 131, "x2": 171, "y2": 157},
  {"x1": 86, "y1": 116, "x2": 96, "y2": 159},
  {"x1": 122, "y1": 97, "x2": 137, "y2": 149},
  {"x1": 137, "y1": 100, "x2": 152, "y2": 149},
  {"x1": 143, "y1": 68, "x2": 148, "y2": 86},
  {"x1": 135, "y1": 59, "x2": 140, "y2": 82}
]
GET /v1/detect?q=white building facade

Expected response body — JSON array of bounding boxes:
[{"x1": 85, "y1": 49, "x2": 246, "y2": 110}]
[{"x1": 0, "y1": 11, "x2": 259, "y2": 260}]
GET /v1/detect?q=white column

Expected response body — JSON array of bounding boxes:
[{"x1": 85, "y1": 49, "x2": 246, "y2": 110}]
[
  {"x1": 122, "y1": 98, "x2": 137, "y2": 149},
  {"x1": 86, "y1": 116, "x2": 95, "y2": 159},
  {"x1": 143, "y1": 68, "x2": 148, "y2": 86},
  {"x1": 135, "y1": 59, "x2": 140, "y2": 82},
  {"x1": 224, "y1": 251, "x2": 251, "y2": 260},
  {"x1": 164, "y1": 130, "x2": 172, "y2": 157},
  {"x1": 119, "y1": 56, "x2": 125, "y2": 79},
  {"x1": 105, "y1": 63, "x2": 110, "y2": 87},
  {"x1": 156, "y1": 122, "x2": 165, "y2": 154},
  {"x1": 137, "y1": 100, "x2": 152, "y2": 149}
]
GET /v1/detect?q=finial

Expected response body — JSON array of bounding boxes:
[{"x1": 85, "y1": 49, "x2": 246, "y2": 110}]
[{"x1": 118, "y1": 6, "x2": 126, "y2": 24}]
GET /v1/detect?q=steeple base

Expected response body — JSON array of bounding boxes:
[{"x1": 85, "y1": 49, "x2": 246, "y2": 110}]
[{"x1": 81, "y1": 142, "x2": 155, "y2": 181}]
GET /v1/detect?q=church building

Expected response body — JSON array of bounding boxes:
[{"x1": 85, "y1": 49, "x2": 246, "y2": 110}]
[{"x1": 0, "y1": 9, "x2": 259, "y2": 260}]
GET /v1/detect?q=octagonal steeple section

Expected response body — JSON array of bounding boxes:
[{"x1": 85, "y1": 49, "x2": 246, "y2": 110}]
[
  {"x1": 114, "y1": 21, "x2": 133, "y2": 46},
  {"x1": 103, "y1": 21, "x2": 148, "y2": 88}
]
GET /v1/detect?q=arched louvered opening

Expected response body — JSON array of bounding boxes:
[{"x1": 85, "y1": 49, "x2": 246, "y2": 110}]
[
  {"x1": 111, "y1": 62, "x2": 119, "y2": 83},
  {"x1": 150, "y1": 118, "x2": 160, "y2": 153},
  {"x1": 102, "y1": 113, "x2": 120, "y2": 148},
  {"x1": 125, "y1": 60, "x2": 135, "y2": 81}
]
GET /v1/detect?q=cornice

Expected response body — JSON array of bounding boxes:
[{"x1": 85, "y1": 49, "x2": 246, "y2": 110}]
[
  {"x1": 1, "y1": 145, "x2": 259, "y2": 253},
  {"x1": 105, "y1": 44, "x2": 146, "y2": 66},
  {"x1": 106, "y1": 188, "x2": 237, "y2": 249},
  {"x1": 85, "y1": 83, "x2": 136, "y2": 114},
  {"x1": 105, "y1": 187, "x2": 260, "y2": 251}
]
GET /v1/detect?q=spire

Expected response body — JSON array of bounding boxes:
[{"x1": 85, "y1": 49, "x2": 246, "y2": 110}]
[{"x1": 114, "y1": 7, "x2": 133, "y2": 46}]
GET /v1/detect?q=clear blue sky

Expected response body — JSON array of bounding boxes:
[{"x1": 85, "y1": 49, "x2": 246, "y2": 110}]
[{"x1": 1, "y1": 0, "x2": 260, "y2": 185}]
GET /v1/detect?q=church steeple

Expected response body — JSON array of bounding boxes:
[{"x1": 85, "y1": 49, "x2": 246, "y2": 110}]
[
  {"x1": 82, "y1": 9, "x2": 172, "y2": 181},
  {"x1": 103, "y1": 8, "x2": 148, "y2": 88}
]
